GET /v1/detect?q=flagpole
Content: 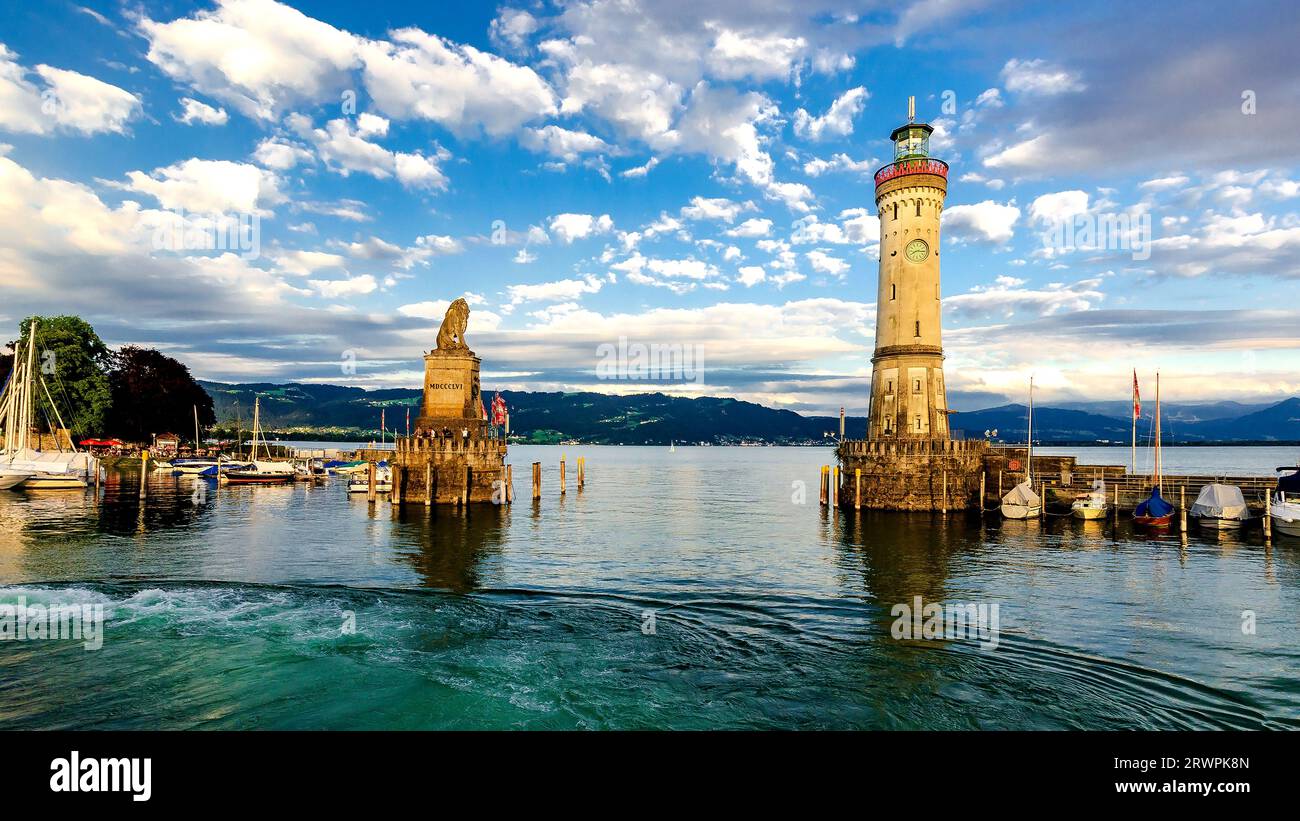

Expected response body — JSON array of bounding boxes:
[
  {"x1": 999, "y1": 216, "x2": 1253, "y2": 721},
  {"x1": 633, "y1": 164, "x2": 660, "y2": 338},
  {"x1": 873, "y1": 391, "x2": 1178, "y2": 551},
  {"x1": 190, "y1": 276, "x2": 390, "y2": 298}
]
[{"x1": 1131, "y1": 369, "x2": 1137, "y2": 475}]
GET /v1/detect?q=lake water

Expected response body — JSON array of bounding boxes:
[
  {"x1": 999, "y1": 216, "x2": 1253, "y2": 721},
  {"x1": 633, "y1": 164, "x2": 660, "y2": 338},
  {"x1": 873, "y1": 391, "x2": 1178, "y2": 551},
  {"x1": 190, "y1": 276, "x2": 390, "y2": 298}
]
[{"x1": 1, "y1": 445, "x2": 1297, "y2": 730}]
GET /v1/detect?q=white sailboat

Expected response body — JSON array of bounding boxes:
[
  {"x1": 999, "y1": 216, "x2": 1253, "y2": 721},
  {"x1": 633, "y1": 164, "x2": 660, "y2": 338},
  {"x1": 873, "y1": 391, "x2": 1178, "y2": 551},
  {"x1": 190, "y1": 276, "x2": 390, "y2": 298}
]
[
  {"x1": 218, "y1": 397, "x2": 293, "y2": 484},
  {"x1": 0, "y1": 319, "x2": 101, "y2": 490},
  {"x1": 1001, "y1": 376, "x2": 1042, "y2": 519}
]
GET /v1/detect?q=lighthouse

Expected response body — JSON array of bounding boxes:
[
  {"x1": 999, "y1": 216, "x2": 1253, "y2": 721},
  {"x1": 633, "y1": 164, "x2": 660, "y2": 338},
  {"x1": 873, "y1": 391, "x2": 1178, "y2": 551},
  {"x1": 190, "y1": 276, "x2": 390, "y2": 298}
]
[
  {"x1": 835, "y1": 97, "x2": 989, "y2": 511},
  {"x1": 867, "y1": 96, "x2": 950, "y2": 441}
]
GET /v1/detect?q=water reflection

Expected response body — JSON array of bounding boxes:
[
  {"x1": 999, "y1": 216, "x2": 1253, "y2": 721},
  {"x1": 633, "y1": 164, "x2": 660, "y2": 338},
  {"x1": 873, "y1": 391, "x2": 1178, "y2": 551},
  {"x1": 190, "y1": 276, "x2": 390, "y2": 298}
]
[{"x1": 388, "y1": 504, "x2": 509, "y2": 592}]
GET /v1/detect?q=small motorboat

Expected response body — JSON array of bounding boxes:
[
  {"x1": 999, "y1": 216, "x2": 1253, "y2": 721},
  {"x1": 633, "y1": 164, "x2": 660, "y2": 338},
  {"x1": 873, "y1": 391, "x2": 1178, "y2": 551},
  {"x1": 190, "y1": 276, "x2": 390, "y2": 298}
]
[
  {"x1": 219, "y1": 460, "x2": 294, "y2": 485},
  {"x1": 1071, "y1": 479, "x2": 1109, "y2": 520},
  {"x1": 1272, "y1": 468, "x2": 1300, "y2": 538},
  {"x1": 1190, "y1": 483, "x2": 1250, "y2": 530},
  {"x1": 347, "y1": 466, "x2": 392, "y2": 493}
]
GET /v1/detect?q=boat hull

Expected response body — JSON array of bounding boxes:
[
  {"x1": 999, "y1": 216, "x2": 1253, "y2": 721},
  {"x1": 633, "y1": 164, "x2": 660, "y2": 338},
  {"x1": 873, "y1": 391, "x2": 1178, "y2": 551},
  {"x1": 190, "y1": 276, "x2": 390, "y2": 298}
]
[
  {"x1": 0, "y1": 472, "x2": 32, "y2": 490},
  {"x1": 1133, "y1": 514, "x2": 1173, "y2": 528},
  {"x1": 1194, "y1": 516, "x2": 1243, "y2": 530},
  {"x1": 1071, "y1": 505, "x2": 1107, "y2": 520},
  {"x1": 23, "y1": 475, "x2": 89, "y2": 490},
  {"x1": 1000, "y1": 503, "x2": 1041, "y2": 520},
  {"x1": 221, "y1": 473, "x2": 293, "y2": 485}
]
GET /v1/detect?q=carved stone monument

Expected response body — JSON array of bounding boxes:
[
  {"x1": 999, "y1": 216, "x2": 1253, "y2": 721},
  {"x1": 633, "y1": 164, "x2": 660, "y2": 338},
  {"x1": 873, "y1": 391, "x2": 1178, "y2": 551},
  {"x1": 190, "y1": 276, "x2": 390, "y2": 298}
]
[
  {"x1": 390, "y1": 298, "x2": 509, "y2": 506},
  {"x1": 415, "y1": 298, "x2": 484, "y2": 433}
]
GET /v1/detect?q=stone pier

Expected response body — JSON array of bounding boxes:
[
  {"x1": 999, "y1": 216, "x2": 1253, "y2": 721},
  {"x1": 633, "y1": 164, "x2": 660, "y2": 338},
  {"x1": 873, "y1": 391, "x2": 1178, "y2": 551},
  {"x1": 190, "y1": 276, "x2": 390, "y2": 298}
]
[{"x1": 836, "y1": 438, "x2": 990, "y2": 511}]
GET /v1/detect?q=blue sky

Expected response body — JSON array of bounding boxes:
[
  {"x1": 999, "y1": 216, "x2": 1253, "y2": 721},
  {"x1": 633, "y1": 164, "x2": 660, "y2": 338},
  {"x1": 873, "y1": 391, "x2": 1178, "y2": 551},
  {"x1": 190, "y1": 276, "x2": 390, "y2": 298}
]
[{"x1": 1, "y1": 0, "x2": 1298, "y2": 415}]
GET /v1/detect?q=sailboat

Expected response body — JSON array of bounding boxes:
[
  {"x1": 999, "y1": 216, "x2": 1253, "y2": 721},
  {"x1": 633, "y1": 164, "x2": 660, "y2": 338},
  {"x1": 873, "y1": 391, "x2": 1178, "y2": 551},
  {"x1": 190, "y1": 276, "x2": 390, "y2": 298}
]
[
  {"x1": 1133, "y1": 372, "x2": 1174, "y2": 528},
  {"x1": 1271, "y1": 466, "x2": 1300, "y2": 537},
  {"x1": 1001, "y1": 376, "x2": 1042, "y2": 519},
  {"x1": 0, "y1": 319, "x2": 102, "y2": 490},
  {"x1": 669, "y1": 440, "x2": 676, "y2": 453},
  {"x1": 219, "y1": 397, "x2": 293, "y2": 485}
]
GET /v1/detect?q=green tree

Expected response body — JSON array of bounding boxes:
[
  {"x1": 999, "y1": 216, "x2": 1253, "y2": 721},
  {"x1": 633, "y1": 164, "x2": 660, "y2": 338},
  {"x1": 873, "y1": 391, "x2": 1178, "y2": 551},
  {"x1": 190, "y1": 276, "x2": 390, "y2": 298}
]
[
  {"x1": 106, "y1": 346, "x2": 216, "y2": 444},
  {"x1": 11, "y1": 315, "x2": 113, "y2": 436}
]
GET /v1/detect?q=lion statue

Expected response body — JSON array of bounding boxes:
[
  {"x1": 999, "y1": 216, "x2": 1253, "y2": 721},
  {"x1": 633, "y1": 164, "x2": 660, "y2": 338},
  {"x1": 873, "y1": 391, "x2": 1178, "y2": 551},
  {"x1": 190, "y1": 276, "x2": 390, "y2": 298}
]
[{"x1": 435, "y1": 297, "x2": 471, "y2": 351}]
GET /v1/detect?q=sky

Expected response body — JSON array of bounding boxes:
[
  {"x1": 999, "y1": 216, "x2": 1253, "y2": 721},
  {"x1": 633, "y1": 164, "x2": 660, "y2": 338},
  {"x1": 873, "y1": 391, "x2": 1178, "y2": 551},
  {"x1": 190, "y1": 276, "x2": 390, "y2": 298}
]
[{"x1": 1, "y1": 0, "x2": 1299, "y2": 416}]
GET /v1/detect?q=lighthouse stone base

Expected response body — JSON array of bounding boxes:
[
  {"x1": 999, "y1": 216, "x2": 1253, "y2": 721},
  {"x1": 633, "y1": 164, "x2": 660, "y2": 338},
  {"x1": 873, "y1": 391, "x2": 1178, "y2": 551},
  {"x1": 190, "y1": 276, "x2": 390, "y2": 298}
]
[{"x1": 836, "y1": 438, "x2": 990, "y2": 511}]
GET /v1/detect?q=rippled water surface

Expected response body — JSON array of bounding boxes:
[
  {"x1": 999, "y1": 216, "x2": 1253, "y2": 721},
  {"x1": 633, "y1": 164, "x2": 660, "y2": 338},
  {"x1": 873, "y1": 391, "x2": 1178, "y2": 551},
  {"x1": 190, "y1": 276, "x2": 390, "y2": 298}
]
[{"x1": 1, "y1": 445, "x2": 1297, "y2": 729}]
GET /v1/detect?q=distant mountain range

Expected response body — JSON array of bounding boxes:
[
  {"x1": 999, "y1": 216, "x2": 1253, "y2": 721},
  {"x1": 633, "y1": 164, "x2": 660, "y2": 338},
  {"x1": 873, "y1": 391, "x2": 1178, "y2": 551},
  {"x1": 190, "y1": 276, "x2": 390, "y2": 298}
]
[{"x1": 199, "y1": 381, "x2": 1300, "y2": 445}]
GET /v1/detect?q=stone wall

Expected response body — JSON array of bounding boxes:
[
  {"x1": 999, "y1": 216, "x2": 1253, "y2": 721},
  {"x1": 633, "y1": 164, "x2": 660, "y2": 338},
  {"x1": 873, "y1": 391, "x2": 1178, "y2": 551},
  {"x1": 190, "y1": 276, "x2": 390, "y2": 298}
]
[
  {"x1": 837, "y1": 438, "x2": 989, "y2": 511},
  {"x1": 390, "y1": 433, "x2": 508, "y2": 505}
]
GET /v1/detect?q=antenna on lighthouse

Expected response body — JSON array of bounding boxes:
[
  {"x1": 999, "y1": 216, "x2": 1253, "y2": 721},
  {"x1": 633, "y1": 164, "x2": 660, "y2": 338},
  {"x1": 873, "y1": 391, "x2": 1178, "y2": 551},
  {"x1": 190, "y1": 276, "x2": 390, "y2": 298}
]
[{"x1": 907, "y1": 95, "x2": 915, "y2": 123}]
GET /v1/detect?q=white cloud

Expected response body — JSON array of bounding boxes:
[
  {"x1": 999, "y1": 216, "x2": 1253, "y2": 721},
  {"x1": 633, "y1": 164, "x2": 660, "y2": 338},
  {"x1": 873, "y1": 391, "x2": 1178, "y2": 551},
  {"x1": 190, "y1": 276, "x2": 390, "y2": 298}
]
[
  {"x1": 806, "y1": 250, "x2": 850, "y2": 278},
  {"x1": 176, "y1": 97, "x2": 228, "y2": 125},
  {"x1": 359, "y1": 28, "x2": 556, "y2": 137},
  {"x1": 302, "y1": 117, "x2": 447, "y2": 190},
  {"x1": 706, "y1": 26, "x2": 807, "y2": 81},
  {"x1": 252, "y1": 137, "x2": 312, "y2": 170},
  {"x1": 121, "y1": 158, "x2": 284, "y2": 215},
  {"x1": 275, "y1": 250, "x2": 346, "y2": 276},
  {"x1": 793, "y1": 86, "x2": 867, "y2": 141},
  {"x1": 1029, "y1": 190, "x2": 1089, "y2": 224},
  {"x1": 680, "y1": 196, "x2": 751, "y2": 223},
  {"x1": 942, "y1": 200, "x2": 1020, "y2": 243},
  {"x1": 521, "y1": 124, "x2": 612, "y2": 161},
  {"x1": 0, "y1": 45, "x2": 141, "y2": 135},
  {"x1": 725, "y1": 218, "x2": 773, "y2": 238},
  {"x1": 803, "y1": 153, "x2": 874, "y2": 177},
  {"x1": 1001, "y1": 58, "x2": 1085, "y2": 96},
  {"x1": 489, "y1": 8, "x2": 539, "y2": 52},
  {"x1": 737, "y1": 265, "x2": 766, "y2": 287},
  {"x1": 308, "y1": 274, "x2": 378, "y2": 298},
  {"x1": 549, "y1": 212, "x2": 614, "y2": 243},
  {"x1": 507, "y1": 274, "x2": 605, "y2": 305}
]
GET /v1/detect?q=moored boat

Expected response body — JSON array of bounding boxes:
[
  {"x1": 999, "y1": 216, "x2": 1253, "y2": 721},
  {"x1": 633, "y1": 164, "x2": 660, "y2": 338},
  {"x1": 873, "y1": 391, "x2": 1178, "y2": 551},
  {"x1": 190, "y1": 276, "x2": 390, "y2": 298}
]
[
  {"x1": 1071, "y1": 479, "x2": 1108, "y2": 520},
  {"x1": 1190, "y1": 483, "x2": 1249, "y2": 530},
  {"x1": 347, "y1": 465, "x2": 392, "y2": 493},
  {"x1": 1001, "y1": 376, "x2": 1041, "y2": 519},
  {"x1": 1133, "y1": 372, "x2": 1172, "y2": 528},
  {"x1": 1272, "y1": 468, "x2": 1300, "y2": 538}
]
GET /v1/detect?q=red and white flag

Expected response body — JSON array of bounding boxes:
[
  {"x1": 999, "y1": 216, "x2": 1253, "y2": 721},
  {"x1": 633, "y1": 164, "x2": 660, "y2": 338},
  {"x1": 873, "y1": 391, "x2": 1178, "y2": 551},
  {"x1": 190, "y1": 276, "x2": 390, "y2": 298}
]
[
  {"x1": 1132, "y1": 369, "x2": 1141, "y2": 419},
  {"x1": 491, "y1": 393, "x2": 507, "y2": 426},
  {"x1": 480, "y1": 396, "x2": 488, "y2": 421}
]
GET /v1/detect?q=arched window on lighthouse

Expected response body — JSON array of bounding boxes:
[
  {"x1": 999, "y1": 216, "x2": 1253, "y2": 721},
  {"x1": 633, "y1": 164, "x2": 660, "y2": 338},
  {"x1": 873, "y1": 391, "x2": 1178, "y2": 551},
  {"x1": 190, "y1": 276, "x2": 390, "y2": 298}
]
[
  {"x1": 914, "y1": 320, "x2": 921, "y2": 337},
  {"x1": 892, "y1": 203, "x2": 898, "y2": 220},
  {"x1": 890, "y1": 283, "x2": 896, "y2": 300},
  {"x1": 916, "y1": 200, "x2": 922, "y2": 217}
]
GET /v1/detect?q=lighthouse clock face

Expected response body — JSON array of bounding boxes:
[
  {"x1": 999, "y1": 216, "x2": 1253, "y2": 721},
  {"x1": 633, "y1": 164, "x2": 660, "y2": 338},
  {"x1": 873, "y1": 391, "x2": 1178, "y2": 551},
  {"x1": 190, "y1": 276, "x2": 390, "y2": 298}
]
[{"x1": 905, "y1": 238, "x2": 929, "y2": 263}]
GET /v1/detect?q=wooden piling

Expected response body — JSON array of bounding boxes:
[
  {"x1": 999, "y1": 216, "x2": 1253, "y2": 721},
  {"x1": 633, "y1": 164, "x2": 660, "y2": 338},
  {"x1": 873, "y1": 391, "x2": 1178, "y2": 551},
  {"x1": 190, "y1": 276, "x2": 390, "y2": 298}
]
[
  {"x1": 979, "y1": 472, "x2": 986, "y2": 511},
  {"x1": 998, "y1": 470, "x2": 1003, "y2": 499},
  {"x1": 1264, "y1": 494, "x2": 1272, "y2": 544},
  {"x1": 532, "y1": 462, "x2": 541, "y2": 500},
  {"x1": 506, "y1": 464, "x2": 514, "y2": 504},
  {"x1": 941, "y1": 471, "x2": 948, "y2": 513},
  {"x1": 367, "y1": 461, "x2": 376, "y2": 504},
  {"x1": 462, "y1": 465, "x2": 470, "y2": 506},
  {"x1": 139, "y1": 450, "x2": 148, "y2": 498},
  {"x1": 560, "y1": 455, "x2": 566, "y2": 496},
  {"x1": 391, "y1": 466, "x2": 402, "y2": 506},
  {"x1": 424, "y1": 463, "x2": 433, "y2": 506},
  {"x1": 831, "y1": 466, "x2": 838, "y2": 508},
  {"x1": 578, "y1": 456, "x2": 585, "y2": 489},
  {"x1": 855, "y1": 468, "x2": 861, "y2": 510},
  {"x1": 1179, "y1": 485, "x2": 1187, "y2": 534},
  {"x1": 819, "y1": 465, "x2": 827, "y2": 505}
]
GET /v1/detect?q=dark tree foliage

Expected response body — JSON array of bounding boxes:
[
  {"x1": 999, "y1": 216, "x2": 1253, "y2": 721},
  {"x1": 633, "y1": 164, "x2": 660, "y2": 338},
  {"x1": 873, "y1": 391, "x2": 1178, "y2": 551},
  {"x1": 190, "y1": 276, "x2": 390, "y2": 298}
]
[
  {"x1": 107, "y1": 346, "x2": 216, "y2": 444},
  {"x1": 11, "y1": 315, "x2": 113, "y2": 435}
]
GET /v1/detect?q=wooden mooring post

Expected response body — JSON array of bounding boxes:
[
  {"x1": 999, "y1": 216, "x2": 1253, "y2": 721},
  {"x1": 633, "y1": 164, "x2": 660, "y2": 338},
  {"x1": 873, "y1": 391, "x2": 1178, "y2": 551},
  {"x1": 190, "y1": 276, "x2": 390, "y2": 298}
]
[
  {"x1": 424, "y1": 463, "x2": 433, "y2": 506},
  {"x1": 979, "y1": 472, "x2": 986, "y2": 512},
  {"x1": 367, "y1": 461, "x2": 377, "y2": 504},
  {"x1": 560, "y1": 455, "x2": 566, "y2": 496},
  {"x1": 855, "y1": 468, "x2": 861, "y2": 510},
  {"x1": 139, "y1": 450, "x2": 148, "y2": 498},
  {"x1": 506, "y1": 464, "x2": 514, "y2": 504},
  {"x1": 819, "y1": 465, "x2": 828, "y2": 506},
  {"x1": 1179, "y1": 485, "x2": 1187, "y2": 535},
  {"x1": 1264, "y1": 493, "x2": 1272, "y2": 545},
  {"x1": 941, "y1": 471, "x2": 948, "y2": 514},
  {"x1": 391, "y1": 466, "x2": 402, "y2": 506},
  {"x1": 831, "y1": 466, "x2": 838, "y2": 509},
  {"x1": 578, "y1": 456, "x2": 585, "y2": 489},
  {"x1": 461, "y1": 465, "x2": 470, "y2": 506},
  {"x1": 531, "y1": 462, "x2": 541, "y2": 500}
]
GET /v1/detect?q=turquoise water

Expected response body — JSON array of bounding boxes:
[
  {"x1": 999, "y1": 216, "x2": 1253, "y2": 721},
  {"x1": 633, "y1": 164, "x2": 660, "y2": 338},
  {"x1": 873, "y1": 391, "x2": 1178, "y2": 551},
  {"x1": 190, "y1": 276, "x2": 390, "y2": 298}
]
[{"x1": 1, "y1": 445, "x2": 1298, "y2": 729}]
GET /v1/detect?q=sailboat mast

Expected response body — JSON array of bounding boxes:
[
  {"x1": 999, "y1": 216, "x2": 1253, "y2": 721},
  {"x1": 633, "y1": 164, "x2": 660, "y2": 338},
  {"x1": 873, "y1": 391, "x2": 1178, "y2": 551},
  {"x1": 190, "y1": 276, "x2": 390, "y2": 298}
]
[
  {"x1": 194, "y1": 404, "x2": 200, "y2": 455},
  {"x1": 20, "y1": 320, "x2": 38, "y2": 451},
  {"x1": 252, "y1": 397, "x2": 261, "y2": 461},
  {"x1": 1027, "y1": 376, "x2": 1034, "y2": 483},
  {"x1": 1155, "y1": 372, "x2": 1163, "y2": 493}
]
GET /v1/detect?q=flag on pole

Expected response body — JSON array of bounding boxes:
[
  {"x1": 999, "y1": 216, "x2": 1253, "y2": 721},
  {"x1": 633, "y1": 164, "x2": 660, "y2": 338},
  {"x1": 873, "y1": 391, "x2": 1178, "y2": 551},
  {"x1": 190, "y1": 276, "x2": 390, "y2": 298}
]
[
  {"x1": 381, "y1": 407, "x2": 385, "y2": 433},
  {"x1": 405, "y1": 406, "x2": 410, "y2": 437},
  {"x1": 480, "y1": 396, "x2": 488, "y2": 422},
  {"x1": 491, "y1": 393, "x2": 507, "y2": 426},
  {"x1": 1132, "y1": 369, "x2": 1141, "y2": 419}
]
